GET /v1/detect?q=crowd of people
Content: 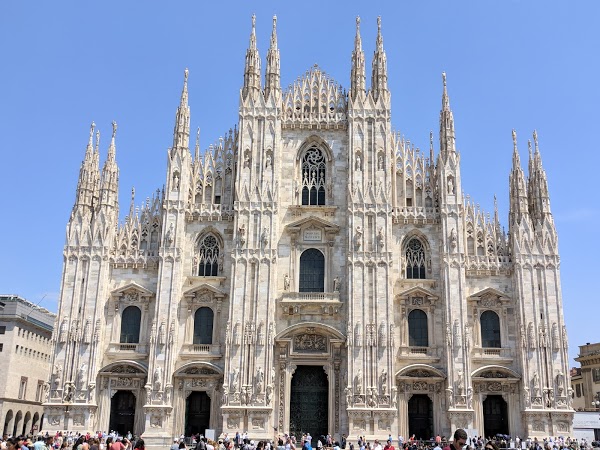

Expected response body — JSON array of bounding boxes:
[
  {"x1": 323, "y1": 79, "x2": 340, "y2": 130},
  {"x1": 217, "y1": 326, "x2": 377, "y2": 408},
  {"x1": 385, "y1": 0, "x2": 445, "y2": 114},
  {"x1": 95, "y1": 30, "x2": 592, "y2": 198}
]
[
  {"x1": 0, "y1": 432, "x2": 146, "y2": 450},
  {"x1": 0, "y1": 430, "x2": 597, "y2": 450}
]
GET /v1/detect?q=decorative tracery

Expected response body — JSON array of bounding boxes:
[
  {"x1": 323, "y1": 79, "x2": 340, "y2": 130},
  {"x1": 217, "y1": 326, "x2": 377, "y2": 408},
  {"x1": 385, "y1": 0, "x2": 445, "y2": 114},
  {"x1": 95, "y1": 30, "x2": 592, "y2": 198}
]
[
  {"x1": 301, "y1": 148, "x2": 326, "y2": 206},
  {"x1": 197, "y1": 235, "x2": 220, "y2": 277},
  {"x1": 405, "y1": 238, "x2": 426, "y2": 279}
]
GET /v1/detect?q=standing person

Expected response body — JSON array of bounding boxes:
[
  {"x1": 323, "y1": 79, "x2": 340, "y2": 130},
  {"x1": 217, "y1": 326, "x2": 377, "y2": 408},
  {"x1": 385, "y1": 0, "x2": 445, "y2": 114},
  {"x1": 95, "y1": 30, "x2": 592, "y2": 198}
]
[
  {"x1": 133, "y1": 440, "x2": 144, "y2": 450},
  {"x1": 384, "y1": 440, "x2": 395, "y2": 450},
  {"x1": 341, "y1": 437, "x2": 346, "y2": 450},
  {"x1": 451, "y1": 430, "x2": 467, "y2": 450},
  {"x1": 171, "y1": 440, "x2": 180, "y2": 450},
  {"x1": 303, "y1": 438, "x2": 311, "y2": 450}
]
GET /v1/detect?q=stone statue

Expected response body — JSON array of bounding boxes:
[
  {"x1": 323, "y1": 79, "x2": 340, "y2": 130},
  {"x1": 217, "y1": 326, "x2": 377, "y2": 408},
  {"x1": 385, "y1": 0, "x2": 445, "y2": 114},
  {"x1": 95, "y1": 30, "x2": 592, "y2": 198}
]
[
  {"x1": 355, "y1": 154, "x2": 362, "y2": 171},
  {"x1": 271, "y1": 367, "x2": 276, "y2": 385},
  {"x1": 532, "y1": 372, "x2": 540, "y2": 396},
  {"x1": 450, "y1": 228, "x2": 457, "y2": 250},
  {"x1": 447, "y1": 177, "x2": 454, "y2": 195},
  {"x1": 378, "y1": 154, "x2": 384, "y2": 170},
  {"x1": 238, "y1": 223, "x2": 246, "y2": 246},
  {"x1": 77, "y1": 363, "x2": 87, "y2": 389},
  {"x1": 59, "y1": 318, "x2": 68, "y2": 343},
  {"x1": 265, "y1": 384, "x2": 273, "y2": 405},
  {"x1": 261, "y1": 227, "x2": 269, "y2": 247},
  {"x1": 221, "y1": 386, "x2": 229, "y2": 405},
  {"x1": 377, "y1": 227, "x2": 385, "y2": 248},
  {"x1": 265, "y1": 153, "x2": 272, "y2": 168},
  {"x1": 345, "y1": 386, "x2": 353, "y2": 406},
  {"x1": 456, "y1": 370, "x2": 464, "y2": 395},
  {"x1": 172, "y1": 173, "x2": 180, "y2": 191},
  {"x1": 391, "y1": 386, "x2": 398, "y2": 408},
  {"x1": 153, "y1": 366, "x2": 162, "y2": 391},
  {"x1": 231, "y1": 368, "x2": 240, "y2": 391},
  {"x1": 355, "y1": 369, "x2": 363, "y2": 395},
  {"x1": 53, "y1": 364, "x2": 63, "y2": 387},
  {"x1": 355, "y1": 226, "x2": 363, "y2": 249},
  {"x1": 283, "y1": 273, "x2": 290, "y2": 291},
  {"x1": 380, "y1": 369, "x2": 388, "y2": 394},
  {"x1": 446, "y1": 388, "x2": 454, "y2": 408},
  {"x1": 556, "y1": 371, "x2": 565, "y2": 394},
  {"x1": 255, "y1": 367, "x2": 264, "y2": 393},
  {"x1": 467, "y1": 387, "x2": 473, "y2": 408},
  {"x1": 165, "y1": 223, "x2": 174, "y2": 246},
  {"x1": 333, "y1": 276, "x2": 340, "y2": 292}
]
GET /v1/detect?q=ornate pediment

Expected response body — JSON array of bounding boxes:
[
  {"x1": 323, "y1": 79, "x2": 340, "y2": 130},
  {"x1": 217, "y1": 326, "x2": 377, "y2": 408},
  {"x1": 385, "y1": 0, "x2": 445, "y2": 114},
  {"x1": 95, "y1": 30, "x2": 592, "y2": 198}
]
[
  {"x1": 286, "y1": 215, "x2": 340, "y2": 233},
  {"x1": 468, "y1": 287, "x2": 510, "y2": 305},
  {"x1": 293, "y1": 333, "x2": 327, "y2": 353},
  {"x1": 110, "y1": 282, "x2": 154, "y2": 301},
  {"x1": 183, "y1": 282, "x2": 226, "y2": 299},
  {"x1": 182, "y1": 367, "x2": 220, "y2": 375},
  {"x1": 396, "y1": 364, "x2": 446, "y2": 380},
  {"x1": 397, "y1": 286, "x2": 438, "y2": 302},
  {"x1": 471, "y1": 365, "x2": 520, "y2": 380}
]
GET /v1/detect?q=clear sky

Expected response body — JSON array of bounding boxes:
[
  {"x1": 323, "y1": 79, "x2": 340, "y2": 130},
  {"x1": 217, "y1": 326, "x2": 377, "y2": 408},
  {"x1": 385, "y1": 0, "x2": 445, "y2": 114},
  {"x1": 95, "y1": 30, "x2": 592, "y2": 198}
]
[{"x1": 1, "y1": 1, "x2": 598, "y2": 366}]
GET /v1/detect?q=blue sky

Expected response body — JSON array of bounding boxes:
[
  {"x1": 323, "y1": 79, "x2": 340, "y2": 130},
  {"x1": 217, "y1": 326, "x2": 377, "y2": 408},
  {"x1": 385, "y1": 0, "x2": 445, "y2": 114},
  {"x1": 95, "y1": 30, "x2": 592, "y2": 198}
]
[{"x1": 1, "y1": 1, "x2": 598, "y2": 366}]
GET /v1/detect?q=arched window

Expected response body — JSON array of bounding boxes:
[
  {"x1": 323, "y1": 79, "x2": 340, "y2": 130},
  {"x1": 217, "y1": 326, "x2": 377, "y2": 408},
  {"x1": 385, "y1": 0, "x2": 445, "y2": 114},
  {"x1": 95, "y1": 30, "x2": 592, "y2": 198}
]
[
  {"x1": 301, "y1": 147, "x2": 326, "y2": 206},
  {"x1": 406, "y1": 238, "x2": 426, "y2": 279},
  {"x1": 480, "y1": 310, "x2": 501, "y2": 348},
  {"x1": 408, "y1": 309, "x2": 429, "y2": 347},
  {"x1": 299, "y1": 249, "x2": 325, "y2": 292},
  {"x1": 193, "y1": 307, "x2": 214, "y2": 345},
  {"x1": 198, "y1": 234, "x2": 219, "y2": 277},
  {"x1": 120, "y1": 306, "x2": 141, "y2": 343}
]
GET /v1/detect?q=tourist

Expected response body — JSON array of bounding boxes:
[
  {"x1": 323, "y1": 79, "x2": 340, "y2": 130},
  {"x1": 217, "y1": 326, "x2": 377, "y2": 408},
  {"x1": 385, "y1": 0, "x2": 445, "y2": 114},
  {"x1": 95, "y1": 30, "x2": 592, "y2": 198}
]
[{"x1": 452, "y1": 430, "x2": 468, "y2": 450}]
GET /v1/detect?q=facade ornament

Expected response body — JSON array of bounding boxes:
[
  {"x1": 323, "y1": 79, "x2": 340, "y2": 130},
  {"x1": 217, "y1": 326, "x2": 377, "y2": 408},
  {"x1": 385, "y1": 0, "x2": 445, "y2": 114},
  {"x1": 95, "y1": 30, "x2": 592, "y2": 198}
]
[
  {"x1": 266, "y1": 384, "x2": 273, "y2": 405},
  {"x1": 231, "y1": 368, "x2": 240, "y2": 392},
  {"x1": 391, "y1": 385, "x2": 398, "y2": 408},
  {"x1": 77, "y1": 363, "x2": 88, "y2": 390},
  {"x1": 345, "y1": 386, "x2": 353, "y2": 407},
  {"x1": 59, "y1": 318, "x2": 68, "y2": 343},
  {"x1": 158, "y1": 321, "x2": 166, "y2": 346},
  {"x1": 561, "y1": 325, "x2": 568, "y2": 349},
  {"x1": 378, "y1": 154, "x2": 385, "y2": 170},
  {"x1": 283, "y1": 273, "x2": 290, "y2": 291},
  {"x1": 153, "y1": 366, "x2": 162, "y2": 391},
  {"x1": 261, "y1": 227, "x2": 269, "y2": 247},
  {"x1": 165, "y1": 223, "x2": 174, "y2": 246},
  {"x1": 446, "y1": 387, "x2": 454, "y2": 408},
  {"x1": 532, "y1": 372, "x2": 540, "y2": 396},
  {"x1": 453, "y1": 319, "x2": 461, "y2": 347},
  {"x1": 450, "y1": 228, "x2": 457, "y2": 251},
  {"x1": 551, "y1": 322, "x2": 559, "y2": 352},
  {"x1": 379, "y1": 322, "x2": 387, "y2": 347},
  {"x1": 83, "y1": 317, "x2": 92, "y2": 344},
  {"x1": 233, "y1": 321, "x2": 241, "y2": 345},
  {"x1": 355, "y1": 321, "x2": 362, "y2": 347},
  {"x1": 354, "y1": 369, "x2": 363, "y2": 395},
  {"x1": 255, "y1": 366, "x2": 264, "y2": 393},
  {"x1": 380, "y1": 368, "x2": 388, "y2": 394},
  {"x1": 355, "y1": 226, "x2": 363, "y2": 250},
  {"x1": 528, "y1": 322, "x2": 536, "y2": 349},
  {"x1": 238, "y1": 223, "x2": 246, "y2": 246},
  {"x1": 333, "y1": 276, "x2": 340, "y2": 292},
  {"x1": 377, "y1": 227, "x2": 385, "y2": 249}
]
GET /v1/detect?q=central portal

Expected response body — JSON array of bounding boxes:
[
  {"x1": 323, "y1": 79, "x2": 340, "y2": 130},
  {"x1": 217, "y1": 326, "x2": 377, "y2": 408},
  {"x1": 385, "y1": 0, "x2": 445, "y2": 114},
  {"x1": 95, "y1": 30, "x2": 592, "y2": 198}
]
[
  {"x1": 290, "y1": 365, "x2": 328, "y2": 441},
  {"x1": 185, "y1": 391, "x2": 211, "y2": 436},
  {"x1": 109, "y1": 391, "x2": 136, "y2": 436}
]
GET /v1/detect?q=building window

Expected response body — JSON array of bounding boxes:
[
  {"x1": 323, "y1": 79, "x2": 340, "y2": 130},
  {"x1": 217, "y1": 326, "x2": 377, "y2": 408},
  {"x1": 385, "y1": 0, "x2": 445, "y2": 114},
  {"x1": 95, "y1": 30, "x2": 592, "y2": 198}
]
[
  {"x1": 480, "y1": 310, "x2": 501, "y2": 348},
  {"x1": 299, "y1": 248, "x2": 325, "y2": 292},
  {"x1": 575, "y1": 384, "x2": 581, "y2": 398},
  {"x1": 193, "y1": 307, "x2": 214, "y2": 345},
  {"x1": 35, "y1": 381, "x2": 44, "y2": 402},
  {"x1": 0, "y1": 326, "x2": 6, "y2": 334},
  {"x1": 301, "y1": 147, "x2": 326, "y2": 206},
  {"x1": 18, "y1": 377, "x2": 27, "y2": 400},
  {"x1": 0, "y1": 343, "x2": 3, "y2": 352},
  {"x1": 405, "y1": 238, "x2": 426, "y2": 279},
  {"x1": 198, "y1": 234, "x2": 219, "y2": 277},
  {"x1": 408, "y1": 309, "x2": 429, "y2": 347},
  {"x1": 593, "y1": 368, "x2": 600, "y2": 383},
  {"x1": 120, "y1": 306, "x2": 142, "y2": 343}
]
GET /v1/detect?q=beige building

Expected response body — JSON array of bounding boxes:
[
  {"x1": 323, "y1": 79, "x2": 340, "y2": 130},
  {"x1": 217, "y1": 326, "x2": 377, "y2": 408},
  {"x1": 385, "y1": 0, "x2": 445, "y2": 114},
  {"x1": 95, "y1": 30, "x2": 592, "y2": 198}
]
[
  {"x1": 0, "y1": 295, "x2": 55, "y2": 436},
  {"x1": 44, "y1": 15, "x2": 573, "y2": 447},
  {"x1": 571, "y1": 343, "x2": 600, "y2": 411}
]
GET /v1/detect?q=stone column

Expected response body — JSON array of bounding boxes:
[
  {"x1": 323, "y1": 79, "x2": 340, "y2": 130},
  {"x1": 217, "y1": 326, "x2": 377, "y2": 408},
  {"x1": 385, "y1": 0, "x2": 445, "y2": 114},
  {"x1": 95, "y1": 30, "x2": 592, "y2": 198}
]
[{"x1": 397, "y1": 387, "x2": 408, "y2": 439}]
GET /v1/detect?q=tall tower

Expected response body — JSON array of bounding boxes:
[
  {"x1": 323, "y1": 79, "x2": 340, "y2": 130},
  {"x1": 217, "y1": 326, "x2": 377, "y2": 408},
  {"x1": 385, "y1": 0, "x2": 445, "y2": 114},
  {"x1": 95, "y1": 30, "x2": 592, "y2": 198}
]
[
  {"x1": 221, "y1": 14, "x2": 281, "y2": 432},
  {"x1": 46, "y1": 122, "x2": 119, "y2": 430},
  {"x1": 346, "y1": 16, "x2": 396, "y2": 433},
  {"x1": 510, "y1": 131, "x2": 572, "y2": 435}
]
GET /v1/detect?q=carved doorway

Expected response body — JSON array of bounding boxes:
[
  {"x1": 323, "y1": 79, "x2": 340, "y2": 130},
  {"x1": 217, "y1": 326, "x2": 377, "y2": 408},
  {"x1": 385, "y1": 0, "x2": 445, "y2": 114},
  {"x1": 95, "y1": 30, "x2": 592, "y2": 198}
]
[
  {"x1": 185, "y1": 391, "x2": 211, "y2": 436},
  {"x1": 483, "y1": 395, "x2": 508, "y2": 438},
  {"x1": 289, "y1": 366, "x2": 328, "y2": 442},
  {"x1": 408, "y1": 394, "x2": 432, "y2": 440},
  {"x1": 109, "y1": 390, "x2": 136, "y2": 436}
]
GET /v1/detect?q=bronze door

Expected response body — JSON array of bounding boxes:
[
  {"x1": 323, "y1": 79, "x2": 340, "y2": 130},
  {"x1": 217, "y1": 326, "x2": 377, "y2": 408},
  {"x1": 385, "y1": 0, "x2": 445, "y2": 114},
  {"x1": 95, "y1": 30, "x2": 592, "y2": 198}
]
[
  {"x1": 109, "y1": 391, "x2": 136, "y2": 436},
  {"x1": 483, "y1": 395, "x2": 508, "y2": 438},
  {"x1": 186, "y1": 391, "x2": 211, "y2": 436},
  {"x1": 408, "y1": 394, "x2": 433, "y2": 440},
  {"x1": 289, "y1": 366, "x2": 328, "y2": 442}
]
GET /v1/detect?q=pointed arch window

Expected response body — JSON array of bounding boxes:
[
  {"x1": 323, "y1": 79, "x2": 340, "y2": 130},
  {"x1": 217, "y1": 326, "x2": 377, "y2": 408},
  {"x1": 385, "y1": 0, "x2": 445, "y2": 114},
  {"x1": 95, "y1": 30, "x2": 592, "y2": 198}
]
[
  {"x1": 193, "y1": 307, "x2": 214, "y2": 345},
  {"x1": 299, "y1": 248, "x2": 325, "y2": 292},
  {"x1": 301, "y1": 147, "x2": 326, "y2": 206},
  {"x1": 408, "y1": 309, "x2": 429, "y2": 347},
  {"x1": 480, "y1": 310, "x2": 501, "y2": 348},
  {"x1": 198, "y1": 235, "x2": 219, "y2": 277},
  {"x1": 120, "y1": 306, "x2": 141, "y2": 343},
  {"x1": 406, "y1": 238, "x2": 426, "y2": 279}
]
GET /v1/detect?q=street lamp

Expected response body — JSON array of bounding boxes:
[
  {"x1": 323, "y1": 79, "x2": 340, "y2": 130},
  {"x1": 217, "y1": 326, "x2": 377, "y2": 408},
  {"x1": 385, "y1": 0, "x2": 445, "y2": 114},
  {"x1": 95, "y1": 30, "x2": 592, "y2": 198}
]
[{"x1": 593, "y1": 392, "x2": 600, "y2": 410}]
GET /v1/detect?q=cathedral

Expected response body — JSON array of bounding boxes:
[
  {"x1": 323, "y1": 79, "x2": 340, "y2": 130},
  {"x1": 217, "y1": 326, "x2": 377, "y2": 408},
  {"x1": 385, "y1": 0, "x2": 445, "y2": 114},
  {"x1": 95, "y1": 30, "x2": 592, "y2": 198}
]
[{"x1": 44, "y1": 15, "x2": 573, "y2": 447}]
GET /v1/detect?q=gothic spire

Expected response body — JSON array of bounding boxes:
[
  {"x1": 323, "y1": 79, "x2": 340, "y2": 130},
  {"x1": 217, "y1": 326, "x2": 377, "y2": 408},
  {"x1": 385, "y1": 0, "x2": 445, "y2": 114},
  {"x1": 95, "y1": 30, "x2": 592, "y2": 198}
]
[
  {"x1": 264, "y1": 15, "x2": 281, "y2": 100},
  {"x1": 73, "y1": 122, "x2": 100, "y2": 215},
  {"x1": 99, "y1": 121, "x2": 119, "y2": 210},
  {"x1": 439, "y1": 72, "x2": 456, "y2": 159},
  {"x1": 509, "y1": 129, "x2": 529, "y2": 225},
  {"x1": 194, "y1": 127, "x2": 200, "y2": 162},
  {"x1": 173, "y1": 68, "x2": 190, "y2": 150},
  {"x1": 350, "y1": 16, "x2": 366, "y2": 101},
  {"x1": 527, "y1": 130, "x2": 552, "y2": 225},
  {"x1": 370, "y1": 17, "x2": 388, "y2": 103},
  {"x1": 242, "y1": 14, "x2": 262, "y2": 99}
]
